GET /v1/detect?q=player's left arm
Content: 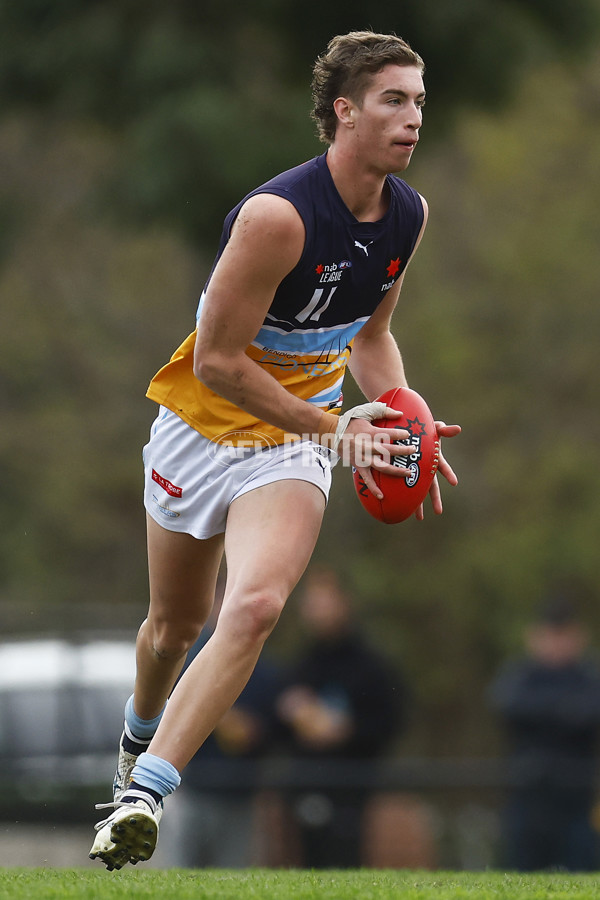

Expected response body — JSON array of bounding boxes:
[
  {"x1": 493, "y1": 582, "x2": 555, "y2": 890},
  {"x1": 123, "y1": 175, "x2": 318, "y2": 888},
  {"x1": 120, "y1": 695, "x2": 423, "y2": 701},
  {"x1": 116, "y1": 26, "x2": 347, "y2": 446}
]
[
  {"x1": 349, "y1": 193, "x2": 429, "y2": 400},
  {"x1": 350, "y1": 195, "x2": 461, "y2": 516},
  {"x1": 348, "y1": 274, "x2": 408, "y2": 401}
]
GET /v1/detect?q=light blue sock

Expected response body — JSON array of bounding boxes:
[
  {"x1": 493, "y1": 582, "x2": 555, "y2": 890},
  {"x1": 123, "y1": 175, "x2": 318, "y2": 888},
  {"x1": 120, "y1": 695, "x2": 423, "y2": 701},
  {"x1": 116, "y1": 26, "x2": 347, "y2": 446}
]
[
  {"x1": 124, "y1": 694, "x2": 165, "y2": 740},
  {"x1": 131, "y1": 752, "x2": 181, "y2": 798}
]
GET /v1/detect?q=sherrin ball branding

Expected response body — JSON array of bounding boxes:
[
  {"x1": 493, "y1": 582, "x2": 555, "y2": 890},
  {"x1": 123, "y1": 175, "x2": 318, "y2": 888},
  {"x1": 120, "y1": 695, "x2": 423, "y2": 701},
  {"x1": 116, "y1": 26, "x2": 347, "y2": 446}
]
[{"x1": 352, "y1": 387, "x2": 439, "y2": 524}]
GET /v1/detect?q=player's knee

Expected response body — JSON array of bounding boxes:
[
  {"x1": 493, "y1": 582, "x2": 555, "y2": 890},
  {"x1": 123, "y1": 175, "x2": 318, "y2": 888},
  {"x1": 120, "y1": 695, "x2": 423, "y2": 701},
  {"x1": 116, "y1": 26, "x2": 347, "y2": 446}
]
[
  {"x1": 148, "y1": 619, "x2": 203, "y2": 661},
  {"x1": 224, "y1": 589, "x2": 286, "y2": 645}
]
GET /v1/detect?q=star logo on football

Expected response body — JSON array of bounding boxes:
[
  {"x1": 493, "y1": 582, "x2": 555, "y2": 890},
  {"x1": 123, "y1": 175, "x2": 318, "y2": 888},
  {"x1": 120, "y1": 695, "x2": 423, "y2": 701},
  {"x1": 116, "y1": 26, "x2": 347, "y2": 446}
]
[{"x1": 405, "y1": 416, "x2": 427, "y2": 437}]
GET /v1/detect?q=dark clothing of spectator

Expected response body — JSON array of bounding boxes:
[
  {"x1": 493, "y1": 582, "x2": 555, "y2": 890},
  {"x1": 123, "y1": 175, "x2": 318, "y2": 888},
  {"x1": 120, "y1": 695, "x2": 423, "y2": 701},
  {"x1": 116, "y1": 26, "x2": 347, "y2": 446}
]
[
  {"x1": 278, "y1": 628, "x2": 406, "y2": 868},
  {"x1": 490, "y1": 655, "x2": 600, "y2": 871},
  {"x1": 283, "y1": 630, "x2": 402, "y2": 757}
]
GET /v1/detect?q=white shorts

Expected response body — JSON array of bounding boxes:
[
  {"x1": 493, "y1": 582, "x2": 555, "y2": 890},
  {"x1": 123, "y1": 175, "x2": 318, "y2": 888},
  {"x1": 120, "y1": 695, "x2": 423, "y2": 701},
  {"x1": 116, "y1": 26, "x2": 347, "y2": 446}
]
[{"x1": 143, "y1": 407, "x2": 337, "y2": 539}]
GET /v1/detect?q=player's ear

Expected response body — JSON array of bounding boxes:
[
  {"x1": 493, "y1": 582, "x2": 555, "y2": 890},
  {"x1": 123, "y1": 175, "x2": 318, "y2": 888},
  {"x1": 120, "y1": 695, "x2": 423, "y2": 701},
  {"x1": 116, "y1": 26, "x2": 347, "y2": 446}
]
[{"x1": 333, "y1": 96, "x2": 355, "y2": 130}]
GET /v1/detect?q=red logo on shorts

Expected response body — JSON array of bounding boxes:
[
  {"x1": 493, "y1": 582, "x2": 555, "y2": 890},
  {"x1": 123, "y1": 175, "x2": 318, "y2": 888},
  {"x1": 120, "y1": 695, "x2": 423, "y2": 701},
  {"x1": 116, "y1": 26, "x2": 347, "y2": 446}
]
[{"x1": 152, "y1": 469, "x2": 183, "y2": 498}]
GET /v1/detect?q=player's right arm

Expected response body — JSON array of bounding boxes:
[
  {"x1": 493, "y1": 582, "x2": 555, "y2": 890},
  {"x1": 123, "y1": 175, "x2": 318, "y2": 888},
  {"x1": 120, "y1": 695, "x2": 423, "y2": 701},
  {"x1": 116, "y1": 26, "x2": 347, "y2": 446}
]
[
  {"x1": 193, "y1": 193, "x2": 331, "y2": 439},
  {"x1": 193, "y1": 194, "x2": 409, "y2": 464}
]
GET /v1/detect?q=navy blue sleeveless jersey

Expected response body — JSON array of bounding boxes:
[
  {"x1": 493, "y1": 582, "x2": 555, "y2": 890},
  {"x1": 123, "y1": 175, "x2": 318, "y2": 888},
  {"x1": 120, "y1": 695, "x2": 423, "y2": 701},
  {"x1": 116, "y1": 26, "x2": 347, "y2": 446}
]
[{"x1": 147, "y1": 152, "x2": 425, "y2": 444}]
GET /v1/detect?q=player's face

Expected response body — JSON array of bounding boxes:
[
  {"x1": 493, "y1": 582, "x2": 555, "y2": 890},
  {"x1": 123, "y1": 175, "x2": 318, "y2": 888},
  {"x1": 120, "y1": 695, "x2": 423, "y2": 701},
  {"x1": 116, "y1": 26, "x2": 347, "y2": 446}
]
[{"x1": 352, "y1": 64, "x2": 425, "y2": 174}]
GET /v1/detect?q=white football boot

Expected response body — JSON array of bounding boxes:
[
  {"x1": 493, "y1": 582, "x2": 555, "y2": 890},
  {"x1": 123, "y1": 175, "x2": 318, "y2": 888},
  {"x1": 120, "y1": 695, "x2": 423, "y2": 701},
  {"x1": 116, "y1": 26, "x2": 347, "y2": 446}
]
[
  {"x1": 113, "y1": 731, "x2": 141, "y2": 802},
  {"x1": 89, "y1": 790, "x2": 162, "y2": 870}
]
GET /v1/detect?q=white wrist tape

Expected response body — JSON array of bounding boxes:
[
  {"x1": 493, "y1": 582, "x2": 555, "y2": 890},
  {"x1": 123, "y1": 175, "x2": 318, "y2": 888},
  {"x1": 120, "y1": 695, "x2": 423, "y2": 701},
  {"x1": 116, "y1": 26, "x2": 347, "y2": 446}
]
[{"x1": 331, "y1": 401, "x2": 391, "y2": 453}]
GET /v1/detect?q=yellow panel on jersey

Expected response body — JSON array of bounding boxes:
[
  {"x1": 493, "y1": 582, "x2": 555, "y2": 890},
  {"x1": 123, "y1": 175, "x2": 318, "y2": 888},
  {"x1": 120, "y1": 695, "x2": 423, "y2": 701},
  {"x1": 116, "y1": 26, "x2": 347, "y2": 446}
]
[{"x1": 146, "y1": 331, "x2": 346, "y2": 446}]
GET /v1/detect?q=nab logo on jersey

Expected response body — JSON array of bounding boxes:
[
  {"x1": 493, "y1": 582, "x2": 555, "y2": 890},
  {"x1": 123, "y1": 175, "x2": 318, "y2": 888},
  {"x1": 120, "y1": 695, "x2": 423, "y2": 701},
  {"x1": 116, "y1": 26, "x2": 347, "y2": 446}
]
[{"x1": 315, "y1": 260, "x2": 352, "y2": 284}]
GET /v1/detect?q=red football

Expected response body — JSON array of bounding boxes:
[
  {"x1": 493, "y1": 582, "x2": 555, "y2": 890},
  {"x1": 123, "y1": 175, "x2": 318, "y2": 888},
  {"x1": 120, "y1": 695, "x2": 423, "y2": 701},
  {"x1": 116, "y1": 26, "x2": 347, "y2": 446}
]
[{"x1": 352, "y1": 387, "x2": 440, "y2": 524}]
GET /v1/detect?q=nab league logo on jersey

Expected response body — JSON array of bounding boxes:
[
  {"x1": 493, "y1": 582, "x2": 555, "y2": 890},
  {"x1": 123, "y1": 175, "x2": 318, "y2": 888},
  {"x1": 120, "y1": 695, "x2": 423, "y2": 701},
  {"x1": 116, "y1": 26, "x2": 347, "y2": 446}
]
[{"x1": 315, "y1": 260, "x2": 352, "y2": 284}]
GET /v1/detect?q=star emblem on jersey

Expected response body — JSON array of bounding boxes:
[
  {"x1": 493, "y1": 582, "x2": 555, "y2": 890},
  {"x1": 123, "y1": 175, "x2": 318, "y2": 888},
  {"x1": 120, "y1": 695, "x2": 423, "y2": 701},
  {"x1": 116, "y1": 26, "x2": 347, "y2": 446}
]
[
  {"x1": 315, "y1": 264, "x2": 324, "y2": 274},
  {"x1": 386, "y1": 257, "x2": 401, "y2": 278}
]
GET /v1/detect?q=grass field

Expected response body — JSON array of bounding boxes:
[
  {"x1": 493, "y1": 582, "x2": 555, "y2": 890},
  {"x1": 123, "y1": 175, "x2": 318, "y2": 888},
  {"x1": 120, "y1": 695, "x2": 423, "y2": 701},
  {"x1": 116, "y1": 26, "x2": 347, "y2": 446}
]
[{"x1": 0, "y1": 869, "x2": 599, "y2": 900}]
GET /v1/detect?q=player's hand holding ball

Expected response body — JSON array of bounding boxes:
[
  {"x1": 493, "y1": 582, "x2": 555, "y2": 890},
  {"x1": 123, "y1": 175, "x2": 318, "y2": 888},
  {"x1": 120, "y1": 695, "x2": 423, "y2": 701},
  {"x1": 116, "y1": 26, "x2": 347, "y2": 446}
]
[
  {"x1": 340, "y1": 404, "x2": 416, "y2": 498},
  {"x1": 347, "y1": 387, "x2": 460, "y2": 523}
]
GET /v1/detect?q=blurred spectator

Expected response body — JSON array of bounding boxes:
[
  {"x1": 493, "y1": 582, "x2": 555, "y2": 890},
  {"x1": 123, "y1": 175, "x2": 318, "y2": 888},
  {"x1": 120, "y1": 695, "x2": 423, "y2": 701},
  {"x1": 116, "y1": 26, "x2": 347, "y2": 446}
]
[
  {"x1": 276, "y1": 567, "x2": 408, "y2": 868},
  {"x1": 489, "y1": 596, "x2": 600, "y2": 871},
  {"x1": 161, "y1": 579, "x2": 284, "y2": 868}
]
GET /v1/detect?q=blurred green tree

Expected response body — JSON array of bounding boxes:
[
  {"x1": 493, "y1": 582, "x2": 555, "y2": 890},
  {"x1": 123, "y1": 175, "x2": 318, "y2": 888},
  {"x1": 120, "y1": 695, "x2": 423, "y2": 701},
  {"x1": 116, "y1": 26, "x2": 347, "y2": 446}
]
[{"x1": 1, "y1": 0, "x2": 598, "y2": 241}]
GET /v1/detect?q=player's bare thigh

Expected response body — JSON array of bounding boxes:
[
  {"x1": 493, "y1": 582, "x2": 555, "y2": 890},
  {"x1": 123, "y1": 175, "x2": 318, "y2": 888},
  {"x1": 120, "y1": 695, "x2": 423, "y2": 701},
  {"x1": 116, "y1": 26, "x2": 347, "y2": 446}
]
[
  {"x1": 146, "y1": 514, "x2": 225, "y2": 636},
  {"x1": 218, "y1": 478, "x2": 327, "y2": 636}
]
